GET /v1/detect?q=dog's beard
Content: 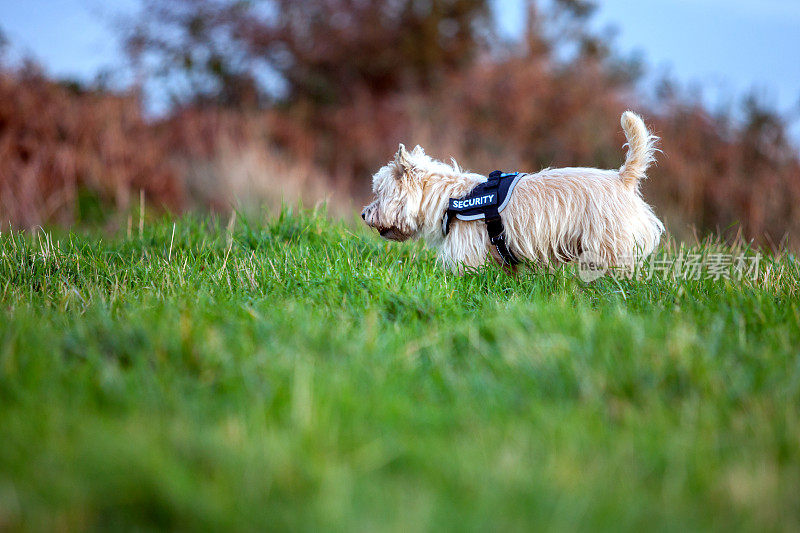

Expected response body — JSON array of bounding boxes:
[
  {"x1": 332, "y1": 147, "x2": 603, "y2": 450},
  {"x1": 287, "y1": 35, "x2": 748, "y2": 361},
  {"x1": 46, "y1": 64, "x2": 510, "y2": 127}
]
[{"x1": 378, "y1": 227, "x2": 410, "y2": 242}]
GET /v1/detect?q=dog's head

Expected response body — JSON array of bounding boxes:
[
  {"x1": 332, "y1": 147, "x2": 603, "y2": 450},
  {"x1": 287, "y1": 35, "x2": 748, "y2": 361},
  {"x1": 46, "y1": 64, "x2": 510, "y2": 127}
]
[{"x1": 361, "y1": 144, "x2": 426, "y2": 242}]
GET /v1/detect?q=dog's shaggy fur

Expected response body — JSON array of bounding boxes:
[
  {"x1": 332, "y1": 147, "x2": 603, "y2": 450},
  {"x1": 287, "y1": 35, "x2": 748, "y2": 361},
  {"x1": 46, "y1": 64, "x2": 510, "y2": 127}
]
[{"x1": 362, "y1": 111, "x2": 665, "y2": 272}]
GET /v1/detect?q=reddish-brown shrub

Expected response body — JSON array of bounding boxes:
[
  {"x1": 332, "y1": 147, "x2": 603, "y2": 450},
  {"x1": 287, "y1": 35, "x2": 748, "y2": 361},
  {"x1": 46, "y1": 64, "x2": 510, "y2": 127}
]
[{"x1": 0, "y1": 67, "x2": 182, "y2": 228}]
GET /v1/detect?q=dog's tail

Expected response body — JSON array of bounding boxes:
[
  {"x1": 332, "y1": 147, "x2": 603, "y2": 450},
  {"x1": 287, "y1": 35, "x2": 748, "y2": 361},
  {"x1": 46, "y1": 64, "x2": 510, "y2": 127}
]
[{"x1": 619, "y1": 111, "x2": 657, "y2": 189}]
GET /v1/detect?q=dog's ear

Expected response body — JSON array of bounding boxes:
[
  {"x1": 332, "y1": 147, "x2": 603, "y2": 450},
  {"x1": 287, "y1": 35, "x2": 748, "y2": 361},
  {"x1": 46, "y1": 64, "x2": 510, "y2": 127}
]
[
  {"x1": 411, "y1": 145, "x2": 424, "y2": 157},
  {"x1": 394, "y1": 143, "x2": 412, "y2": 177}
]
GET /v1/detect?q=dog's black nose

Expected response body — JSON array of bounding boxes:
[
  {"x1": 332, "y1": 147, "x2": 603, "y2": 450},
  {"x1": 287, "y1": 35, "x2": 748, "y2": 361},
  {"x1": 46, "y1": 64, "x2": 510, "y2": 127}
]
[{"x1": 361, "y1": 211, "x2": 366, "y2": 220}]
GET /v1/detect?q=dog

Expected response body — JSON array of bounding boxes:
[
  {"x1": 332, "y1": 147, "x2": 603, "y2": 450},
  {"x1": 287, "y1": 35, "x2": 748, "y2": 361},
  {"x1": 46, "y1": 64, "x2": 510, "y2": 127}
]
[{"x1": 362, "y1": 111, "x2": 664, "y2": 272}]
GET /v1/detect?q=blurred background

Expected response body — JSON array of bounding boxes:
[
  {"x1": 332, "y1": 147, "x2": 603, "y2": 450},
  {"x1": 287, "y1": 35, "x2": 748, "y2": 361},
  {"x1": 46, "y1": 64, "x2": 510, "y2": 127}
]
[{"x1": 1, "y1": 0, "x2": 799, "y2": 247}]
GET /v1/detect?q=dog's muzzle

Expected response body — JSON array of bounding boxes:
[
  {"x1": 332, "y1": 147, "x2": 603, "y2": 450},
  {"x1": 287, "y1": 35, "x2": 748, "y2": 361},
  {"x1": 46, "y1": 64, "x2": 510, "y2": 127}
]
[
  {"x1": 362, "y1": 204, "x2": 409, "y2": 241},
  {"x1": 378, "y1": 227, "x2": 409, "y2": 241}
]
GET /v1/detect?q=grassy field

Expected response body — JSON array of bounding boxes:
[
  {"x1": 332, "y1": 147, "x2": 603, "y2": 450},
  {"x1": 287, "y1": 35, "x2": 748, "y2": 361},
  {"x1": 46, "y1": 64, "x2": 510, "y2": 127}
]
[{"x1": 1, "y1": 208, "x2": 799, "y2": 531}]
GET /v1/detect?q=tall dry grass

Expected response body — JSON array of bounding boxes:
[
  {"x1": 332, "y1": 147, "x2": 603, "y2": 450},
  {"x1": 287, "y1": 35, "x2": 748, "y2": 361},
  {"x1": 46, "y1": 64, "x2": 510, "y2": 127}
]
[{"x1": 161, "y1": 108, "x2": 342, "y2": 214}]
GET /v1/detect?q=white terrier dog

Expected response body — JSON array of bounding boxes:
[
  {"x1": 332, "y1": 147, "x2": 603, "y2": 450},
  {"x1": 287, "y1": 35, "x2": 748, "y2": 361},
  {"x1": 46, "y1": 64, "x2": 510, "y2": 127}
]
[{"x1": 362, "y1": 111, "x2": 664, "y2": 272}]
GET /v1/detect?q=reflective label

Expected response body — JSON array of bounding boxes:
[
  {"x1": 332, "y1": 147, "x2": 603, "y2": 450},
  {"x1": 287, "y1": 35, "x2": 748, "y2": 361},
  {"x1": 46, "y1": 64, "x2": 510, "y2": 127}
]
[{"x1": 449, "y1": 193, "x2": 496, "y2": 211}]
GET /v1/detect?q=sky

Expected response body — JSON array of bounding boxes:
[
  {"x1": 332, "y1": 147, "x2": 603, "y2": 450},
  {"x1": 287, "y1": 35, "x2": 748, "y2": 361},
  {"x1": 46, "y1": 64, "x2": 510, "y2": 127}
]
[
  {"x1": 2, "y1": 0, "x2": 800, "y2": 128},
  {"x1": 1, "y1": 0, "x2": 136, "y2": 81}
]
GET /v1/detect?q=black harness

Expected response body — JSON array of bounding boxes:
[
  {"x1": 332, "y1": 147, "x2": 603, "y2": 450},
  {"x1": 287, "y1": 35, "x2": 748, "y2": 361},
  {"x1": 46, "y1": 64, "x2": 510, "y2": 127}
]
[{"x1": 442, "y1": 170, "x2": 524, "y2": 266}]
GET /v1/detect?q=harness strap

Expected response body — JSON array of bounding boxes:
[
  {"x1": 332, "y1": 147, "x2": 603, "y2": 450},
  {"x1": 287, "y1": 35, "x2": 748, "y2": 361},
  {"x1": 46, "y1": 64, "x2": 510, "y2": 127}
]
[
  {"x1": 485, "y1": 216, "x2": 519, "y2": 266},
  {"x1": 482, "y1": 171, "x2": 520, "y2": 266}
]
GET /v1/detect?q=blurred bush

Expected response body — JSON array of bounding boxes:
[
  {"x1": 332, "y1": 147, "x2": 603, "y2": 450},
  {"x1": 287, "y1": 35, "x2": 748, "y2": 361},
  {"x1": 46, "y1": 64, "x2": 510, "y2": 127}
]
[
  {"x1": 1, "y1": 0, "x2": 799, "y2": 247},
  {"x1": 0, "y1": 65, "x2": 182, "y2": 227}
]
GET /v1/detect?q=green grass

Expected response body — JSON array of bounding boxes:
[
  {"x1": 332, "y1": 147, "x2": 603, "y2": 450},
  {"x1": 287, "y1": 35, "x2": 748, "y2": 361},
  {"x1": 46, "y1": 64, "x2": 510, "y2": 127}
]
[{"x1": 1, "y1": 207, "x2": 799, "y2": 531}]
